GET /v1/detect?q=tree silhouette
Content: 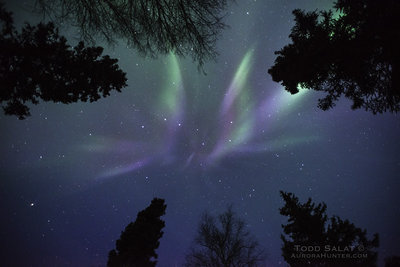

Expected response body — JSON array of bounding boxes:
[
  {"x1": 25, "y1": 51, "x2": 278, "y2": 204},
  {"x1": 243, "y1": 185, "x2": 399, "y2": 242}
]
[
  {"x1": 0, "y1": 3, "x2": 127, "y2": 119},
  {"x1": 107, "y1": 198, "x2": 167, "y2": 267},
  {"x1": 268, "y1": 0, "x2": 400, "y2": 113},
  {"x1": 185, "y1": 206, "x2": 265, "y2": 267},
  {"x1": 35, "y1": 0, "x2": 233, "y2": 68},
  {"x1": 280, "y1": 191, "x2": 379, "y2": 267}
]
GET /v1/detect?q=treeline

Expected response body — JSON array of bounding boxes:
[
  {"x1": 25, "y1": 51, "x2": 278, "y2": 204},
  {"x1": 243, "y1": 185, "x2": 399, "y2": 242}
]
[
  {"x1": 107, "y1": 192, "x2": 397, "y2": 267},
  {"x1": 2, "y1": 0, "x2": 400, "y2": 119}
]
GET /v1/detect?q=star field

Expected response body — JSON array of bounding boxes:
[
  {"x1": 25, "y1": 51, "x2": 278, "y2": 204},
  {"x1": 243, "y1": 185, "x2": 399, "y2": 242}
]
[{"x1": 1, "y1": 0, "x2": 400, "y2": 266}]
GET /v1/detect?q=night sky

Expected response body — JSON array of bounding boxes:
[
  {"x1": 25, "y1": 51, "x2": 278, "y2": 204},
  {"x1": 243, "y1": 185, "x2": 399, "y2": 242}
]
[{"x1": 1, "y1": 0, "x2": 400, "y2": 266}]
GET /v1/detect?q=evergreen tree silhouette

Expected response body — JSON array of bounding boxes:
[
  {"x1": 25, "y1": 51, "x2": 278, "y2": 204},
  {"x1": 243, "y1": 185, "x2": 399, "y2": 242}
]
[
  {"x1": 107, "y1": 198, "x2": 166, "y2": 267},
  {"x1": 268, "y1": 0, "x2": 400, "y2": 113},
  {"x1": 0, "y1": 2, "x2": 127, "y2": 119},
  {"x1": 280, "y1": 191, "x2": 379, "y2": 267}
]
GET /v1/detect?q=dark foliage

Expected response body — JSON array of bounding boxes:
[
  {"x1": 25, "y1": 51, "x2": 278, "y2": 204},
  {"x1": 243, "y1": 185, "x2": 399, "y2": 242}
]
[
  {"x1": 268, "y1": 0, "x2": 400, "y2": 113},
  {"x1": 0, "y1": 3, "x2": 127, "y2": 119},
  {"x1": 279, "y1": 191, "x2": 379, "y2": 267},
  {"x1": 108, "y1": 198, "x2": 166, "y2": 267},
  {"x1": 185, "y1": 206, "x2": 265, "y2": 267},
  {"x1": 35, "y1": 0, "x2": 233, "y2": 68}
]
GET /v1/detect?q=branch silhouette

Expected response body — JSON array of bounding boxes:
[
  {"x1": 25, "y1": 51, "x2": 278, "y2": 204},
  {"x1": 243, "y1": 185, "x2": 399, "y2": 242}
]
[
  {"x1": 185, "y1": 206, "x2": 265, "y2": 267},
  {"x1": 35, "y1": 0, "x2": 234, "y2": 68}
]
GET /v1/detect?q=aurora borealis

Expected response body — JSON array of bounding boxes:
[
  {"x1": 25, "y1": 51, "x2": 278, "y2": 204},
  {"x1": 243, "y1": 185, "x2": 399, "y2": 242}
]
[
  {"x1": 1, "y1": 0, "x2": 400, "y2": 266},
  {"x1": 83, "y1": 48, "x2": 312, "y2": 180}
]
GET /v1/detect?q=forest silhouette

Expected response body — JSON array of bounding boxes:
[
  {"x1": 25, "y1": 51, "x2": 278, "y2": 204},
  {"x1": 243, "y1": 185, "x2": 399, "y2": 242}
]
[
  {"x1": 1, "y1": 0, "x2": 400, "y2": 118},
  {"x1": 1, "y1": 0, "x2": 232, "y2": 119},
  {"x1": 108, "y1": 193, "x2": 387, "y2": 267},
  {"x1": 1, "y1": 0, "x2": 399, "y2": 264}
]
